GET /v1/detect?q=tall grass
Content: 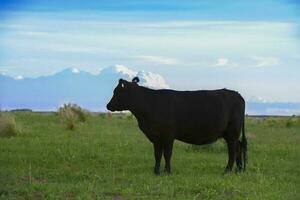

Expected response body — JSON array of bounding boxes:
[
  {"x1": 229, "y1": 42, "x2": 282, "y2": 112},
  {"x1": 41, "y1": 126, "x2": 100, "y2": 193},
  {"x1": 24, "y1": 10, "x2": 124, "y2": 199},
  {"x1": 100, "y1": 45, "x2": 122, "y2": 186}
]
[
  {"x1": 0, "y1": 112, "x2": 21, "y2": 137},
  {"x1": 58, "y1": 103, "x2": 89, "y2": 130},
  {"x1": 265, "y1": 116, "x2": 300, "y2": 128}
]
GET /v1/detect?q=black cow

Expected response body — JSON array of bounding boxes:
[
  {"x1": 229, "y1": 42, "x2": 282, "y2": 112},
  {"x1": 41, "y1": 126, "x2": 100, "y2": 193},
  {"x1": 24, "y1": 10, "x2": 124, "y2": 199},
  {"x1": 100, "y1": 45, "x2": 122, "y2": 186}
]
[{"x1": 107, "y1": 77, "x2": 247, "y2": 175}]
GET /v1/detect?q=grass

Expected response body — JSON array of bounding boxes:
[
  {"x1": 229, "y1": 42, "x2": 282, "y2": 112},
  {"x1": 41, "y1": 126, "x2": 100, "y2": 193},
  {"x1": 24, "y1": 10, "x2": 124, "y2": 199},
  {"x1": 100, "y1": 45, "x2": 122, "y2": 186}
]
[{"x1": 0, "y1": 112, "x2": 299, "y2": 199}]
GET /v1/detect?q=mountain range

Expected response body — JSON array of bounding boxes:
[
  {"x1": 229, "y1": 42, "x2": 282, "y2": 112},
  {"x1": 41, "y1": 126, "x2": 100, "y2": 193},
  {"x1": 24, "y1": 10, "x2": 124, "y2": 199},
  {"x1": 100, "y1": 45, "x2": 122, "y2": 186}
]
[
  {"x1": 0, "y1": 65, "x2": 299, "y2": 115},
  {"x1": 0, "y1": 65, "x2": 169, "y2": 111}
]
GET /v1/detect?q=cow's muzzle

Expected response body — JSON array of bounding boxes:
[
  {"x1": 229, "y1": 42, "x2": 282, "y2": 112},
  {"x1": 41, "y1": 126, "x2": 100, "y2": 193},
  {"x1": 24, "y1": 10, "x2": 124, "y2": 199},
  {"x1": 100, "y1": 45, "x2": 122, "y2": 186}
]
[{"x1": 106, "y1": 103, "x2": 114, "y2": 111}]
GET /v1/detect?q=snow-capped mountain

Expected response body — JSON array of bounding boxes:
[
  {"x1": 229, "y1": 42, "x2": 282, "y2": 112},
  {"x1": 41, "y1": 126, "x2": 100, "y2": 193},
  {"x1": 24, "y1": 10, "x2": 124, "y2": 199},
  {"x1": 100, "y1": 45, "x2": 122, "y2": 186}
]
[{"x1": 0, "y1": 65, "x2": 169, "y2": 111}]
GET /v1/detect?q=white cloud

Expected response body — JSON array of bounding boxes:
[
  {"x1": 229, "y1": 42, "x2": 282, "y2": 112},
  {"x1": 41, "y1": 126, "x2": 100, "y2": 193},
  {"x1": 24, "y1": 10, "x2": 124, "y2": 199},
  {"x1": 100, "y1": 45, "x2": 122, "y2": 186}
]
[
  {"x1": 214, "y1": 58, "x2": 229, "y2": 66},
  {"x1": 114, "y1": 64, "x2": 136, "y2": 78},
  {"x1": 212, "y1": 58, "x2": 238, "y2": 68},
  {"x1": 18, "y1": 31, "x2": 50, "y2": 36},
  {"x1": 114, "y1": 64, "x2": 170, "y2": 89},
  {"x1": 49, "y1": 20, "x2": 293, "y2": 31},
  {"x1": 50, "y1": 46, "x2": 101, "y2": 53},
  {"x1": 252, "y1": 56, "x2": 279, "y2": 67},
  {"x1": 138, "y1": 56, "x2": 177, "y2": 65},
  {"x1": 72, "y1": 68, "x2": 80, "y2": 73},
  {"x1": 14, "y1": 75, "x2": 24, "y2": 80},
  {"x1": 247, "y1": 96, "x2": 269, "y2": 103},
  {"x1": 101, "y1": 65, "x2": 169, "y2": 89},
  {"x1": 137, "y1": 71, "x2": 170, "y2": 89},
  {"x1": 0, "y1": 69, "x2": 8, "y2": 75},
  {"x1": 19, "y1": 43, "x2": 116, "y2": 55}
]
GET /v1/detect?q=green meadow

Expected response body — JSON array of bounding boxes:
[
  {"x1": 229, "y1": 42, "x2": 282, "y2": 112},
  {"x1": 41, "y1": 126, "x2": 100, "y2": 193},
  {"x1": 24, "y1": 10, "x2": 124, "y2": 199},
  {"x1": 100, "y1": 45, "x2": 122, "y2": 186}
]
[{"x1": 0, "y1": 112, "x2": 299, "y2": 199}]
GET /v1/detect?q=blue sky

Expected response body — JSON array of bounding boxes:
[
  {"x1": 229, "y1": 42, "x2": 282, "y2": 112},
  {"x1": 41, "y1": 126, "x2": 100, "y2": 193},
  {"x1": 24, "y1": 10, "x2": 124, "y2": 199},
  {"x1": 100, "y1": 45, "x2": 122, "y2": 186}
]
[{"x1": 1, "y1": 0, "x2": 300, "y2": 102}]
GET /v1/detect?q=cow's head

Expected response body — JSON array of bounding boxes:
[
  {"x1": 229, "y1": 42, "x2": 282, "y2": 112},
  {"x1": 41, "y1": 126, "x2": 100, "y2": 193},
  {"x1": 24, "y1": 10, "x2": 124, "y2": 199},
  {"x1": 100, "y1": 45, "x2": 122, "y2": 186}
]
[{"x1": 106, "y1": 77, "x2": 139, "y2": 111}]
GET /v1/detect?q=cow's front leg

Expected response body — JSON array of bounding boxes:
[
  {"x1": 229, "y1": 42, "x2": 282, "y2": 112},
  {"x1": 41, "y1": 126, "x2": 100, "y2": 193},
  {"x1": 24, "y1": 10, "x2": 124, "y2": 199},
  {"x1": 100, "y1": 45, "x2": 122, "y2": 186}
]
[
  {"x1": 153, "y1": 143, "x2": 163, "y2": 175},
  {"x1": 163, "y1": 139, "x2": 174, "y2": 174}
]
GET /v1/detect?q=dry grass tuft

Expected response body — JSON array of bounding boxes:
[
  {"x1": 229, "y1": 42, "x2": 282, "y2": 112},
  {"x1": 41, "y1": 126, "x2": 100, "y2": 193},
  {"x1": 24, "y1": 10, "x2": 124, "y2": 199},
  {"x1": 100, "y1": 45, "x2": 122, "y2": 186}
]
[
  {"x1": 58, "y1": 103, "x2": 90, "y2": 130},
  {"x1": 0, "y1": 113, "x2": 21, "y2": 137}
]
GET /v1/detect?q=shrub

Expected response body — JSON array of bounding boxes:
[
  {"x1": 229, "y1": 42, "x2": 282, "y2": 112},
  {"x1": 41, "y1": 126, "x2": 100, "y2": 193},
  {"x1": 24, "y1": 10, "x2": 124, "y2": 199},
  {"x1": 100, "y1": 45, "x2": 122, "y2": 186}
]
[
  {"x1": 106, "y1": 112, "x2": 112, "y2": 119},
  {"x1": 58, "y1": 103, "x2": 89, "y2": 130},
  {"x1": 0, "y1": 113, "x2": 21, "y2": 137},
  {"x1": 69, "y1": 104, "x2": 88, "y2": 122},
  {"x1": 265, "y1": 117, "x2": 300, "y2": 128},
  {"x1": 265, "y1": 118, "x2": 277, "y2": 127},
  {"x1": 285, "y1": 117, "x2": 300, "y2": 128},
  {"x1": 285, "y1": 119, "x2": 293, "y2": 128}
]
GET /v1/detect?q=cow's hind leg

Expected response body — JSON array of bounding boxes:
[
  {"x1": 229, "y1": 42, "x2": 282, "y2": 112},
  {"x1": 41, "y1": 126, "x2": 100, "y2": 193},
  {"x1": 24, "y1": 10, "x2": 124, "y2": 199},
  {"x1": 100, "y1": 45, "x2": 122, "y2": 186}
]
[
  {"x1": 163, "y1": 139, "x2": 174, "y2": 174},
  {"x1": 224, "y1": 120, "x2": 242, "y2": 173},
  {"x1": 224, "y1": 138, "x2": 238, "y2": 173},
  {"x1": 153, "y1": 143, "x2": 163, "y2": 175},
  {"x1": 235, "y1": 141, "x2": 243, "y2": 172}
]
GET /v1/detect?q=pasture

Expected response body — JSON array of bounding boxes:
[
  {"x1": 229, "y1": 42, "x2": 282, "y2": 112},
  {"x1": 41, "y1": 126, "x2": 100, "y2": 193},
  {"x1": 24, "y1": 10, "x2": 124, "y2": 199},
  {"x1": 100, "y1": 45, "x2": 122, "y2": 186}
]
[{"x1": 0, "y1": 112, "x2": 299, "y2": 199}]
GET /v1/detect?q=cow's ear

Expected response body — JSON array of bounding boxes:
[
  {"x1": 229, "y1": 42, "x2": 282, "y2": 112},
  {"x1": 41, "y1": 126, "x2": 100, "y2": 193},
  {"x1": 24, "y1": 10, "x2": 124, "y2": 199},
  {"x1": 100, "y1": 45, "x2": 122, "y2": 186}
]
[
  {"x1": 132, "y1": 77, "x2": 140, "y2": 84},
  {"x1": 119, "y1": 79, "x2": 126, "y2": 88}
]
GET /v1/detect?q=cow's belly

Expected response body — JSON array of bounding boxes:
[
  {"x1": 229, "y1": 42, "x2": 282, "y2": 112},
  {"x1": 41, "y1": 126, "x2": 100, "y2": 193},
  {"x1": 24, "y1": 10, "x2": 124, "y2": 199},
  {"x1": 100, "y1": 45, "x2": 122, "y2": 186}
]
[
  {"x1": 170, "y1": 103, "x2": 229, "y2": 145},
  {"x1": 173, "y1": 120, "x2": 227, "y2": 145},
  {"x1": 175, "y1": 130, "x2": 222, "y2": 145}
]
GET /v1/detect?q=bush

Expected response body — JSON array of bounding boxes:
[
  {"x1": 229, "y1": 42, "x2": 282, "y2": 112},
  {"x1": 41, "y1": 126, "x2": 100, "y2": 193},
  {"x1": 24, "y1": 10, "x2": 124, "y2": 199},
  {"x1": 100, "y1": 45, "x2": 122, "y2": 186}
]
[
  {"x1": 285, "y1": 119, "x2": 293, "y2": 128},
  {"x1": 265, "y1": 116, "x2": 300, "y2": 128},
  {"x1": 265, "y1": 118, "x2": 277, "y2": 127},
  {"x1": 69, "y1": 104, "x2": 88, "y2": 122},
  {"x1": 0, "y1": 113, "x2": 21, "y2": 137},
  {"x1": 285, "y1": 117, "x2": 300, "y2": 128},
  {"x1": 106, "y1": 112, "x2": 112, "y2": 119},
  {"x1": 58, "y1": 103, "x2": 89, "y2": 130}
]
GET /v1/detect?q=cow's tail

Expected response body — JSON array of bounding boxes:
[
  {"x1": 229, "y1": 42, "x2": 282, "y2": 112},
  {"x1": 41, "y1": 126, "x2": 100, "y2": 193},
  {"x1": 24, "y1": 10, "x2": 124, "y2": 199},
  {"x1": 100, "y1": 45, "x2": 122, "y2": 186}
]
[{"x1": 241, "y1": 116, "x2": 248, "y2": 171}]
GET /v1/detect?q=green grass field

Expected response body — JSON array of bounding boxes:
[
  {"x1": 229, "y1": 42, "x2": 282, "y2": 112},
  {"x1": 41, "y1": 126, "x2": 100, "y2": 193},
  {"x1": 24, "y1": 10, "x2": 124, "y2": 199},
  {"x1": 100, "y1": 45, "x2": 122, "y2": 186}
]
[{"x1": 0, "y1": 112, "x2": 299, "y2": 199}]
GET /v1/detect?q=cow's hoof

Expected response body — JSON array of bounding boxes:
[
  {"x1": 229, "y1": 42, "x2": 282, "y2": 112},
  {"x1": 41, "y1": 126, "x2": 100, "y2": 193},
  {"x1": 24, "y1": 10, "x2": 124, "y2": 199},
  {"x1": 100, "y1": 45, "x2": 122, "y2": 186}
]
[
  {"x1": 235, "y1": 167, "x2": 243, "y2": 173},
  {"x1": 154, "y1": 171, "x2": 160, "y2": 175},
  {"x1": 164, "y1": 169, "x2": 171, "y2": 175},
  {"x1": 154, "y1": 167, "x2": 160, "y2": 175},
  {"x1": 164, "y1": 171, "x2": 171, "y2": 175},
  {"x1": 223, "y1": 167, "x2": 232, "y2": 175}
]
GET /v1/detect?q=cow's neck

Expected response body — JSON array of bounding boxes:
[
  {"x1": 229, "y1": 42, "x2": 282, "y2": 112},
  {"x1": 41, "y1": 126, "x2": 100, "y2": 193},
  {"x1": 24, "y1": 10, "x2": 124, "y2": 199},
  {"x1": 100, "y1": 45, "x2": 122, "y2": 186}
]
[{"x1": 128, "y1": 86, "x2": 155, "y2": 121}]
